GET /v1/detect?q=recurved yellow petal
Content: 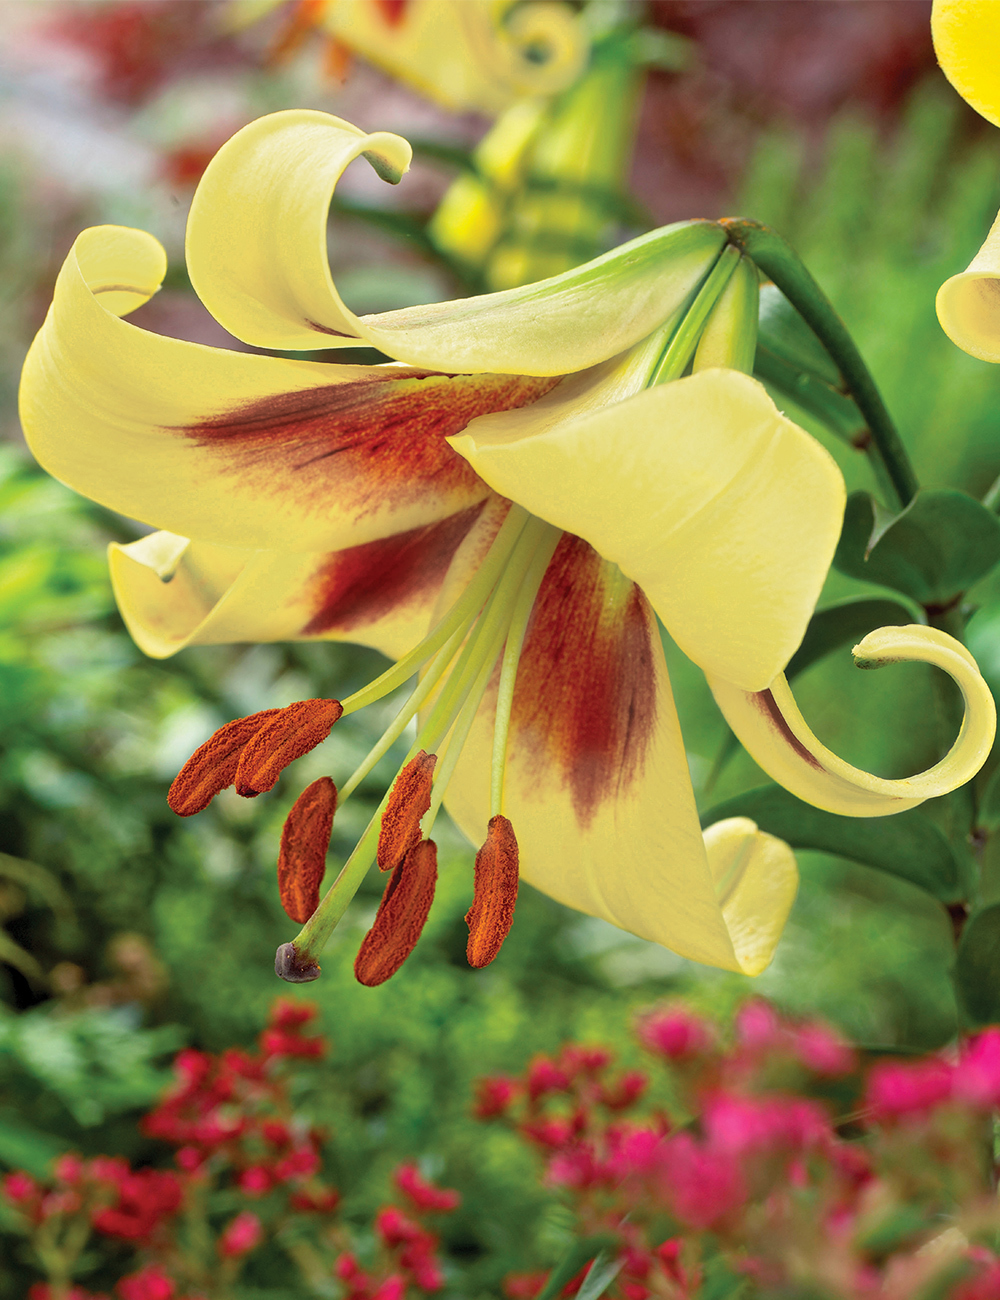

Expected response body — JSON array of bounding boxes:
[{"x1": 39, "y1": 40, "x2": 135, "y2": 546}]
[
  {"x1": 931, "y1": 0, "x2": 1000, "y2": 128},
  {"x1": 19, "y1": 225, "x2": 547, "y2": 552},
  {"x1": 936, "y1": 208, "x2": 1000, "y2": 361},
  {"x1": 707, "y1": 624, "x2": 997, "y2": 816},
  {"x1": 185, "y1": 110, "x2": 727, "y2": 370},
  {"x1": 449, "y1": 367, "x2": 846, "y2": 692},
  {"x1": 703, "y1": 818, "x2": 798, "y2": 977},
  {"x1": 110, "y1": 507, "x2": 483, "y2": 660}
]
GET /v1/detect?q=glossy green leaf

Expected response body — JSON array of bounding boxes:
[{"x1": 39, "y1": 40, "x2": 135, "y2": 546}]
[
  {"x1": 833, "y1": 488, "x2": 1000, "y2": 606},
  {"x1": 966, "y1": 599, "x2": 1000, "y2": 705},
  {"x1": 785, "y1": 596, "x2": 917, "y2": 679},
  {"x1": 576, "y1": 1251, "x2": 623, "y2": 1300},
  {"x1": 955, "y1": 902, "x2": 1000, "y2": 1025},
  {"x1": 757, "y1": 283, "x2": 842, "y2": 384},
  {"x1": 978, "y1": 764, "x2": 1000, "y2": 833},
  {"x1": 701, "y1": 784, "x2": 961, "y2": 900}
]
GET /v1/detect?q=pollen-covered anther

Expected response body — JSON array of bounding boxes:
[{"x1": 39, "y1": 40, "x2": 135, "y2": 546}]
[
  {"x1": 278, "y1": 777, "x2": 337, "y2": 924},
  {"x1": 167, "y1": 708, "x2": 282, "y2": 816},
  {"x1": 466, "y1": 815, "x2": 520, "y2": 969},
  {"x1": 376, "y1": 750, "x2": 437, "y2": 871},
  {"x1": 354, "y1": 839, "x2": 438, "y2": 987},
  {"x1": 234, "y1": 699, "x2": 343, "y2": 797}
]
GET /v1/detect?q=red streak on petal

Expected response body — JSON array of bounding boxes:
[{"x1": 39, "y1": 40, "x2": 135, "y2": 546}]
[
  {"x1": 278, "y1": 777, "x2": 337, "y2": 924},
  {"x1": 167, "y1": 708, "x2": 281, "y2": 816},
  {"x1": 511, "y1": 535, "x2": 658, "y2": 827},
  {"x1": 752, "y1": 689, "x2": 823, "y2": 770},
  {"x1": 183, "y1": 371, "x2": 558, "y2": 524},
  {"x1": 303, "y1": 503, "x2": 484, "y2": 636},
  {"x1": 466, "y1": 815, "x2": 519, "y2": 968},
  {"x1": 377, "y1": 751, "x2": 436, "y2": 871},
  {"x1": 375, "y1": 0, "x2": 409, "y2": 25},
  {"x1": 235, "y1": 699, "x2": 343, "y2": 796},
  {"x1": 354, "y1": 839, "x2": 438, "y2": 986}
]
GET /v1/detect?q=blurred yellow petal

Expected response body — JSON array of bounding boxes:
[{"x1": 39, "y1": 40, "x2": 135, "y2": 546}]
[
  {"x1": 707, "y1": 625, "x2": 997, "y2": 816},
  {"x1": 931, "y1": 0, "x2": 1000, "y2": 128},
  {"x1": 19, "y1": 226, "x2": 555, "y2": 552},
  {"x1": 438, "y1": 529, "x2": 784, "y2": 973},
  {"x1": 936, "y1": 208, "x2": 1000, "y2": 361},
  {"x1": 185, "y1": 110, "x2": 727, "y2": 368},
  {"x1": 450, "y1": 368, "x2": 846, "y2": 692},
  {"x1": 111, "y1": 507, "x2": 482, "y2": 660},
  {"x1": 321, "y1": 0, "x2": 586, "y2": 114}
]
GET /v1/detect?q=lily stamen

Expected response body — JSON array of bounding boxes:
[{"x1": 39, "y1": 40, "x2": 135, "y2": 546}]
[
  {"x1": 466, "y1": 815, "x2": 520, "y2": 969},
  {"x1": 377, "y1": 751, "x2": 437, "y2": 871},
  {"x1": 354, "y1": 839, "x2": 439, "y2": 987},
  {"x1": 234, "y1": 698, "x2": 343, "y2": 796},
  {"x1": 278, "y1": 777, "x2": 338, "y2": 923}
]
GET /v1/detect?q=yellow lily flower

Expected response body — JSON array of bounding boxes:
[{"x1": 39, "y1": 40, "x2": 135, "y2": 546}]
[
  {"x1": 18, "y1": 111, "x2": 991, "y2": 983},
  {"x1": 932, "y1": 0, "x2": 1000, "y2": 359}
]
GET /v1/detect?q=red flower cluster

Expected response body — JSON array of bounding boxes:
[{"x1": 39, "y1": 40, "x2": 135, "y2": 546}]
[{"x1": 477, "y1": 1001, "x2": 1000, "y2": 1300}]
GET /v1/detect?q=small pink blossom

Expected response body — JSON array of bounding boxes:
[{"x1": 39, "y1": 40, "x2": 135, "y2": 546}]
[
  {"x1": 657, "y1": 1132, "x2": 747, "y2": 1229},
  {"x1": 954, "y1": 1028, "x2": 1000, "y2": 1109},
  {"x1": 864, "y1": 1057, "x2": 954, "y2": 1120},
  {"x1": 792, "y1": 1023, "x2": 857, "y2": 1077},
  {"x1": 636, "y1": 1006, "x2": 713, "y2": 1061},
  {"x1": 394, "y1": 1162, "x2": 460, "y2": 1212},
  {"x1": 219, "y1": 1209, "x2": 263, "y2": 1257}
]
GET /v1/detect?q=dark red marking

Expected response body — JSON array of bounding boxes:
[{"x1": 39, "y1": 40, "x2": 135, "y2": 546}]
[
  {"x1": 303, "y1": 503, "x2": 483, "y2": 636},
  {"x1": 305, "y1": 319, "x2": 358, "y2": 338},
  {"x1": 184, "y1": 371, "x2": 559, "y2": 523},
  {"x1": 510, "y1": 535, "x2": 658, "y2": 826},
  {"x1": 375, "y1": 0, "x2": 409, "y2": 26},
  {"x1": 752, "y1": 690, "x2": 823, "y2": 770}
]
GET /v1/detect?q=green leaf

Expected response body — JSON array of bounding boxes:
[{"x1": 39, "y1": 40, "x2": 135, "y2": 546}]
[
  {"x1": 786, "y1": 597, "x2": 917, "y2": 679},
  {"x1": 701, "y1": 785, "x2": 961, "y2": 900},
  {"x1": 955, "y1": 903, "x2": 1000, "y2": 1026},
  {"x1": 979, "y1": 764, "x2": 1000, "y2": 834},
  {"x1": 758, "y1": 283, "x2": 842, "y2": 384},
  {"x1": 833, "y1": 489, "x2": 1000, "y2": 606},
  {"x1": 966, "y1": 599, "x2": 1000, "y2": 705},
  {"x1": 0, "y1": 1107, "x2": 64, "y2": 1176},
  {"x1": 576, "y1": 1251, "x2": 623, "y2": 1300}
]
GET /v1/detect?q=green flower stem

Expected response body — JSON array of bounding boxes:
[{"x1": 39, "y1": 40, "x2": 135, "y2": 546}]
[
  {"x1": 722, "y1": 218, "x2": 919, "y2": 509},
  {"x1": 647, "y1": 243, "x2": 741, "y2": 385}
]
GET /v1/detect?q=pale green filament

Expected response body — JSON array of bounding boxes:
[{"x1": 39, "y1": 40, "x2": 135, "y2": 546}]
[
  {"x1": 339, "y1": 502, "x2": 530, "y2": 717},
  {"x1": 645, "y1": 243, "x2": 741, "y2": 387}
]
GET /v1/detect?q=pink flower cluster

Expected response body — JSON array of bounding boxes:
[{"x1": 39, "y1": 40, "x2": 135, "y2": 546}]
[
  {"x1": 477, "y1": 1001, "x2": 1000, "y2": 1300},
  {"x1": 3, "y1": 998, "x2": 459, "y2": 1300}
]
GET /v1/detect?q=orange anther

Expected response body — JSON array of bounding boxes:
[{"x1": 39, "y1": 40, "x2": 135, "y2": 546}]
[
  {"x1": 466, "y1": 815, "x2": 520, "y2": 969},
  {"x1": 234, "y1": 699, "x2": 343, "y2": 797},
  {"x1": 376, "y1": 751, "x2": 436, "y2": 871},
  {"x1": 278, "y1": 777, "x2": 337, "y2": 924},
  {"x1": 167, "y1": 708, "x2": 282, "y2": 816},
  {"x1": 354, "y1": 839, "x2": 438, "y2": 986}
]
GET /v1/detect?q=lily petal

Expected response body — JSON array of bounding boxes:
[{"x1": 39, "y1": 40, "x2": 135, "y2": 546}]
[
  {"x1": 932, "y1": 0, "x2": 1000, "y2": 128},
  {"x1": 185, "y1": 110, "x2": 727, "y2": 369},
  {"x1": 449, "y1": 367, "x2": 846, "y2": 692},
  {"x1": 321, "y1": 0, "x2": 587, "y2": 115},
  {"x1": 703, "y1": 818, "x2": 798, "y2": 978},
  {"x1": 707, "y1": 625, "x2": 997, "y2": 816},
  {"x1": 936, "y1": 208, "x2": 1000, "y2": 362},
  {"x1": 19, "y1": 226, "x2": 552, "y2": 551},
  {"x1": 439, "y1": 526, "x2": 791, "y2": 973},
  {"x1": 110, "y1": 506, "x2": 484, "y2": 660}
]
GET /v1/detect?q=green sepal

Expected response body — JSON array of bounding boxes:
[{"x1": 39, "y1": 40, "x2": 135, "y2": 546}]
[
  {"x1": 955, "y1": 902, "x2": 1000, "y2": 1026},
  {"x1": 786, "y1": 596, "x2": 918, "y2": 680},
  {"x1": 701, "y1": 785, "x2": 962, "y2": 901},
  {"x1": 757, "y1": 283, "x2": 841, "y2": 385},
  {"x1": 833, "y1": 489, "x2": 1000, "y2": 607}
]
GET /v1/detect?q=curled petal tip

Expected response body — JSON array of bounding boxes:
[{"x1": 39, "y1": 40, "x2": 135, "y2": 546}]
[
  {"x1": 234, "y1": 698, "x2": 343, "y2": 796},
  {"x1": 935, "y1": 209, "x2": 1000, "y2": 362},
  {"x1": 275, "y1": 942, "x2": 321, "y2": 983},
  {"x1": 703, "y1": 817, "x2": 798, "y2": 978},
  {"x1": 466, "y1": 815, "x2": 520, "y2": 969},
  {"x1": 709, "y1": 624, "x2": 996, "y2": 818}
]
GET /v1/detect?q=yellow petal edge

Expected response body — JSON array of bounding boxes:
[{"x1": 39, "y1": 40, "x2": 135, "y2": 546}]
[
  {"x1": 936, "y1": 208, "x2": 1000, "y2": 362},
  {"x1": 707, "y1": 624, "x2": 996, "y2": 816},
  {"x1": 931, "y1": 0, "x2": 1000, "y2": 128}
]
